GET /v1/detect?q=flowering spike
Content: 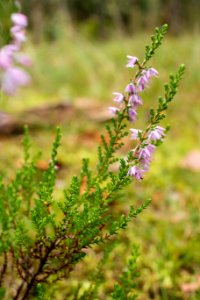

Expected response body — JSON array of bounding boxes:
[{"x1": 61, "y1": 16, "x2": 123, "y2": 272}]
[{"x1": 0, "y1": 12, "x2": 31, "y2": 95}]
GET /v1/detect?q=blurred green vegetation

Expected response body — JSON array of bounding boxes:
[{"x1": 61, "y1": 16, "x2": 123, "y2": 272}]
[
  {"x1": 23, "y1": 0, "x2": 200, "y2": 40},
  {"x1": 1, "y1": 0, "x2": 200, "y2": 45},
  {"x1": 0, "y1": 1, "x2": 200, "y2": 299}
]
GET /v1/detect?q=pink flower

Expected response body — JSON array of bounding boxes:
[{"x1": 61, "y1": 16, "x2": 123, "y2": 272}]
[
  {"x1": 146, "y1": 67, "x2": 158, "y2": 78},
  {"x1": 0, "y1": 45, "x2": 18, "y2": 69},
  {"x1": 128, "y1": 94, "x2": 143, "y2": 108},
  {"x1": 138, "y1": 147, "x2": 151, "y2": 160},
  {"x1": 0, "y1": 48, "x2": 12, "y2": 69},
  {"x1": 137, "y1": 76, "x2": 148, "y2": 92},
  {"x1": 138, "y1": 143, "x2": 156, "y2": 160},
  {"x1": 11, "y1": 13, "x2": 28, "y2": 28},
  {"x1": 109, "y1": 106, "x2": 119, "y2": 115},
  {"x1": 146, "y1": 143, "x2": 156, "y2": 154},
  {"x1": 1, "y1": 67, "x2": 31, "y2": 95},
  {"x1": 137, "y1": 68, "x2": 159, "y2": 92},
  {"x1": 130, "y1": 129, "x2": 142, "y2": 140},
  {"x1": 127, "y1": 165, "x2": 143, "y2": 180},
  {"x1": 128, "y1": 108, "x2": 137, "y2": 122},
  {"x1": 11, "y1": 26, "x2": 27, "y2": 44},
  {"x1": 125, "y1": 82, "x2": 136, "y2": 94},
  {"x1": 112, "y1": 92, "x2": 124, "y2": 105},
  {"x1": 140, "y1": 159, "x2": 150, "y2": 172},
  {"x1": 148, "y1": 126, "x2": 165, "y2": 141},
  {"x1": 126, "y1": 55, "x2": 138, "y2": 68}
]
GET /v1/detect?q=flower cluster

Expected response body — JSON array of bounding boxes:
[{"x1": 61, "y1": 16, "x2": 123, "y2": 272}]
[
  {"x1": 0, "y1": 13, "x2": 31, "y2": 95},
  {"x1": 109, "y1": 55, "x2": 165, "y2": 180}
]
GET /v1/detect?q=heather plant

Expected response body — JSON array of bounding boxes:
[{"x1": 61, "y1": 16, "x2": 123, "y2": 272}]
[{"x1": 0, "y1": 19, "x2": 185, "y2": 300}]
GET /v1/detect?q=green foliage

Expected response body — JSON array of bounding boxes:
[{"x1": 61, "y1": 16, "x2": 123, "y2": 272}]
[
  {"x1": 0, "y1": 0, "x2": 18, "y2": 45},
  {"x1": 144, "y1": 24, "x2": 168, "y2": 64},
  {"x1": 111, "y1": 245, "x2": 140, "y2": 300},
  {"x1": 31, "y1": 127, "x2": 61, "y2": 236},
  {"x1": 149, "y1": 64, "x2": 185, "y2": 125}
]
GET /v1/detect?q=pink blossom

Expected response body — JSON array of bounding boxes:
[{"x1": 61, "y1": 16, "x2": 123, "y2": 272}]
[
  {"x1": 127, "y1": 165, "x2": 143, "y2": 180},
  {"x1": 11, "y1": 26, "x2": 27, "y2": 44},
  {"x1": 128, "y1": 94, "x2": 143, "y2": 108},
  {"x1": 126, "y1": 55, "x2": 138, "y2": 68},
  {"x1": 112, "y1": 92, "x2": 124, "y2": 105},
  {"x1": 138, "y1": 143, "x2": 156, "y2": 160},
  {"x1": 0, "y1": 45, "x2": 18, "y2": 69},
  {"x1": 0, "y1": 48, "x2": 12, "y2": 69},
  {"x1": 128, "y1": 108, "x2": 137, "y2": 122},
  {"x1": 146, "y1": 67, "x2": 159, "y2": 78},
  {"x1": 125, "y1": 82, "x2": 136, "y2": 94},
  {"x1": 137, "y1": 68, "x2": 158, "y2": 92},
  {"x1": 148, "y1": 126, "x2": 165, "y2": 141},
  {"x1": 109, "y1": 106, "x2": 119, "y2": 115},
  {"x1": 1, "y1": 67, "x2": 31, "y2": 95},
  {"x1": 11, "y1": 13, "x2": 28, "y2": 28},
  {"x1": 140, "y1": 159, "x2": 150, "y2": 172},
  {"x1": 0, "y1": 12, "x2": 31, "y2": 95},
  {"x1": 137, "y1": 76, "x2": 148, "y2": 92},
  {"x1": 145, "y1": 143, "x2": 156, "y2": 156},
  {"x1": 130, "y1": 129, "x2": 142, "y2": 140},
  {"x1": 138, "y1": 147, "x2": 151, "y2": 160}
]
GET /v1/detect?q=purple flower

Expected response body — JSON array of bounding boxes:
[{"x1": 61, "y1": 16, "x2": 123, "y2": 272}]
[
  {"x1": 148, "y1": 126, "x2": 165, "y2": 141},
  {"x1": 127, "y1": 165, "x2": 143, "y2": 180},
  {"x1": 0, "y1": 45, "x2": 18, "y2": 69},
  {"x1": 112, "y1": 92, "x2": 124, "y2": 105},
  {"x1": 138, "y1": 147, "x2": 151, "y2": 160},
  {"x1": 109, "y1": 106, "x2": 119, "y2": 115},
  {"x1": 146, "y1": 67, "x2": 158, "y2": 78},
  {"x1": 137, "y1": 68, "x2": 158, "y2": 92},
  {"x1": 11, "y1": 13, "x2": 28, "y2": 28},
  {"x1": 130, "y1": 128, "x2": 142, "y2": 140},
  {"x1": 125, "y1": 82, "x2": 136, "y2": 94},
  {"x1": 140, "y1": 159, "x2": 150, "y2": 172},
  {"x1": 126, "y1": 55, "x2": 138, "y2": 68},
  {"x1": 128, "y1": 94, "x2": 143, "y2": 108},
  {"x1": 138, "y1": 143, "x2": 156, "y2": 160},
  {"x1": 128, "y1": 108, "x2": 137, "y2": 122},
  {"x1": 1, "y1": 67, "x2": 31, "y2": 95},
  {"x1": 0, "y1": 48, "x2": 12, "y2": 70},
  {"x1": 146, "y1": 143, "x2": 156, "y2": 154},
  {"x1": 137, "y1": 75, "x2": 148, "y2": 92},
  {"x1": 11, "y1": 26, "x2": 27, "y2": 44}
]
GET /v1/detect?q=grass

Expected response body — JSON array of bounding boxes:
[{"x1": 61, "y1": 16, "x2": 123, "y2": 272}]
[{"x1": 0, "y1": 27, "x2": 200, "y2": 299}]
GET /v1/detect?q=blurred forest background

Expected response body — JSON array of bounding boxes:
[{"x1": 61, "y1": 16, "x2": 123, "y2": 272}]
[
  {"x1": 0, "y1": 0, "x2": 200, "y2": 299},
  {"x1": 1, "y1": 0, "x2": 200, "y2": 43}
]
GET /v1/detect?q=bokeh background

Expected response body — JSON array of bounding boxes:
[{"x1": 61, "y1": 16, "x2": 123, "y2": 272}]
[{"x1": 0, "y1": 0, "x2": 200, "y2": 299}]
